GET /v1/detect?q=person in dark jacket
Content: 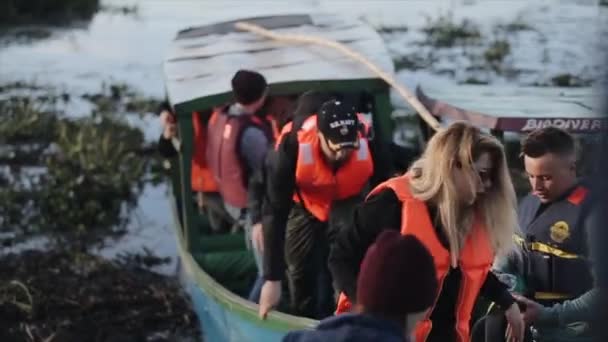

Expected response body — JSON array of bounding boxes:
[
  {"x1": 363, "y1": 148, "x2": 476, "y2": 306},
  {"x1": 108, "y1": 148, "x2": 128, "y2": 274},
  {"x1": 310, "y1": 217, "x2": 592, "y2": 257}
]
[
  {"x1": 487, "y1": 127, "x2": 601, "y2": 342},
  {"x1": 283, "y1": 230, "x2": 438, "y2": 342},
  {"x1": 250, "y1": 91, "x2": 330, "y2": 308},
  {"x1": 592, "y1": 78, "x2": 608, "y2": 340},
  {"x1": 246, "y1": 91, "x2": 320, "y2": 304},
  {"x1": 258, "y1": 96, "x2": 392, "y2": 320},
  {"x1": 329, "y1": 122, "x2": 525, "y2": 342}
]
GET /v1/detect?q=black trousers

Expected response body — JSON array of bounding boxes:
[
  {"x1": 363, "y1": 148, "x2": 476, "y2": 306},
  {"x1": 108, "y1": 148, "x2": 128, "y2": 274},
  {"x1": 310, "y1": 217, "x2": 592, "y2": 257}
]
[{"x1": 284, "y1": 197, "x2": 360, "y2": 319}]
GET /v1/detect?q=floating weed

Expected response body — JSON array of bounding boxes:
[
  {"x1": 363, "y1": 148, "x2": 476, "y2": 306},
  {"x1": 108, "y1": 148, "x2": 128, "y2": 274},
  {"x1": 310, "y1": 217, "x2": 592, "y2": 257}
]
[{"x1": 421, "y1": 12, "x2": 482, "y2": 48}]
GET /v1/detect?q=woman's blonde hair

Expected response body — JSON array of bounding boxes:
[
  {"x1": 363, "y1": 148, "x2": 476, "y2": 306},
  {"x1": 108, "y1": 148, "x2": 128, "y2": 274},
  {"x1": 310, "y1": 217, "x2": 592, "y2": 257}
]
[{"x1": 408, "y1": 122, "x2": 518, "y2": 261}]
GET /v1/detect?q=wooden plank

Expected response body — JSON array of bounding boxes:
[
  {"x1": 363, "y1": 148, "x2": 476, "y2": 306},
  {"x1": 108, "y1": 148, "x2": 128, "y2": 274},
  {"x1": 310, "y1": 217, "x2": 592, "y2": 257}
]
[
  {"x1": 164, "y1": 14, "x2": 393, "y2": 106},
  {"x1": 175, "y1": 14, "x2": 313, "y2": 40},
  {"x1": 168, "y1": 23, "x2": 379, "y2": 59},
  {"x1": 164, "y1": 40, "x2": 387, "y2": 81},
  {"x1": 173, "y1": 79, "x2": 387, "y2": 117},
  {"x1": 166, "y1": 52, "x2": 392, "y2": 106},
  {"x1": 419, "y1": 84, "x2": 601, "y2": 118}
]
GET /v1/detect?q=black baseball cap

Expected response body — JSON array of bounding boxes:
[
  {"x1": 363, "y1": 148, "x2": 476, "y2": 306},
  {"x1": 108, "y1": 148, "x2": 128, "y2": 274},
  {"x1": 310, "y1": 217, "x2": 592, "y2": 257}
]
[{"x1": 316, "y1": 100, "x2": 360, "y2": 148}]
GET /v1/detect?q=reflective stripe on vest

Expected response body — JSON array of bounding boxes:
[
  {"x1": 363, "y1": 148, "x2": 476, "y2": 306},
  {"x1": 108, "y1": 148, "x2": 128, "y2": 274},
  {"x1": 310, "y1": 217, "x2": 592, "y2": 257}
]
[
  {"x1": 513, "y1": 235, "x2": 581, "y2": 259},
  {"x1": 356, "y1": 139, "x2": 369, "y2": 160},
  {"x1": 335, "y1": 174, "x2": 494, "y2": 342},
  {"x1": 299, "y1": 143, "x2": 314, "y2": 165},
  {"x1": 534, "y1": 292, "x2": 573, "y2": 301}
]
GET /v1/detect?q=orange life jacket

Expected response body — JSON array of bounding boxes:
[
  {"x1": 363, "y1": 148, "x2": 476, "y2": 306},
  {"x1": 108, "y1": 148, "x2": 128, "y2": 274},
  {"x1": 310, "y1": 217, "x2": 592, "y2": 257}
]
[
  {"x1": 292, "y1": 115, "x2": 374, "y2": 222},
  {"x1": 335, "y1": 174, "x2": 494, "y2": 342},
  {"x1": 191, "y1": 111, "x2": 219, "y2": 192}
]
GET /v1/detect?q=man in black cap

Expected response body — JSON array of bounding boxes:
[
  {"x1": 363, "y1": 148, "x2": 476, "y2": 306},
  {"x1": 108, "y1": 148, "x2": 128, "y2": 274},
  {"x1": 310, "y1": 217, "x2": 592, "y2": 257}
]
[
  {"x1": 283, "y1": 230, "x2": 438, "y2": 342},
  {"x1": 258, "y1": 99, "x2": 380, "y2": 319}
]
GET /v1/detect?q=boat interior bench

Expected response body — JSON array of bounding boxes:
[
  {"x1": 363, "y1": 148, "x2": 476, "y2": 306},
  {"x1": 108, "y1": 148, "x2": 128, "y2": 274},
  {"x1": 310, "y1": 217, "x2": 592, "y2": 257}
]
[{"x1": 192, "y1": 212, "x2": 258, "y2": 297}]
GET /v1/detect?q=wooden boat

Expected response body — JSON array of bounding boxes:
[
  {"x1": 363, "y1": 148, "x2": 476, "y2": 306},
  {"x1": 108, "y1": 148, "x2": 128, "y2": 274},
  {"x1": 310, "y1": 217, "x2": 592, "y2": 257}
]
[
  {"x1": 162, "y1": 13, "x2": 397, "y2": 342},
  {"x1": 414, "y1": 83, "x2": 605, "y2": 138},
  {"x1": 163, "y1": 12, "x2": 604, "y2": 342}
]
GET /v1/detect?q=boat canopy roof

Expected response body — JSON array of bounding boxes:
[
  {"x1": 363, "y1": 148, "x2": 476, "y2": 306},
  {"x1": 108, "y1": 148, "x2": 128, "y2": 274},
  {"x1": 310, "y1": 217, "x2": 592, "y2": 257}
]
[
  {"x1": 416, "y1": 84, "x2": 605, "y2": 133},
  {"x1": 163, "y1": 13, "x2": 394, "y2": 110}
]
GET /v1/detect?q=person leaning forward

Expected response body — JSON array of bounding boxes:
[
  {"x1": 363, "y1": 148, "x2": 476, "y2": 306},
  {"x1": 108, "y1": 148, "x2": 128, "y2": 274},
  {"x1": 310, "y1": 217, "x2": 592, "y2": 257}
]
[
  {"x1": 329, "y1": 122, "x2": 526, "y2": 342},
  {"x1": 258, "y1": 99, "x2": 386, "y2": 320}
]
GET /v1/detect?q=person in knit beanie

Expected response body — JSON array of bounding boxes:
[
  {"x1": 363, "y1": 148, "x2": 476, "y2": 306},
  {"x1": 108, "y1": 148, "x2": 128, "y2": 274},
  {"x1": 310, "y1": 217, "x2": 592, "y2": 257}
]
[
  {"x1": 356, "y1": 230, "x2": 438, "y2": 319},
  {"x1": 283, "y1": 230, "x2": 438, "y2": 342}
]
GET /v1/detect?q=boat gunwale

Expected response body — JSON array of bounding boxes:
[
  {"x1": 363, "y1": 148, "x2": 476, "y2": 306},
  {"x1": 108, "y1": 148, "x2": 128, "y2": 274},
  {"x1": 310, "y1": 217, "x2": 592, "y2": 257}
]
[
  {"x1": 172, "y1": 78, "x2": 389, "y2": 116},
  {"x1": 169, "y1": 189, "x2": 318, "y2": 333},
  {"x1": 416, "y1": 85, "x2": 607, "y2": 133}
]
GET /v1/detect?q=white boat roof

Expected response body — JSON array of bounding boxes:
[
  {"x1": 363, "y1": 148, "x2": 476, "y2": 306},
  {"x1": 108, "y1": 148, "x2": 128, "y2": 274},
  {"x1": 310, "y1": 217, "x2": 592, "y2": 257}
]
[
  {"x1": 163, "y1": 14, "x2": 394, "y2": 106},
  {"x1": 416, "y1": 84, "x2": 605, "y2": 133}
]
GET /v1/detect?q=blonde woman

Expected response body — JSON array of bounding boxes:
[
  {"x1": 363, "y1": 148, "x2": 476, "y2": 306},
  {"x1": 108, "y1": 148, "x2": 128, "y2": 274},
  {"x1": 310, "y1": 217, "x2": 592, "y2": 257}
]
[{"x1": 329, "y1": 122, "x2": 525, "y2": 342}]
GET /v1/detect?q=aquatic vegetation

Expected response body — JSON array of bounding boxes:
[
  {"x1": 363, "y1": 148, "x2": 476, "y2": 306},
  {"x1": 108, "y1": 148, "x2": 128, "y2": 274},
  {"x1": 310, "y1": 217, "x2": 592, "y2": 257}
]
[
  {"x1": 0, "y1": 84, "x2": 160, "y2": 251},
  {"x1": 550, "y1": 73, "x2": 592, "y2": 87},
  {"x1": 421, "y1": 12, "x2": 482, "y2": 48},
  {"x1": 41, "y1": 116, "x2": 146, "y2": 237},
  {"x1": 462, "y1": 77, "x2": 489, "y2": 85},
  {"x1": 0, "y1": 96, "x2": 58, "y2": 146},
  {"x1": 496, "y1": 17, "x2": 535, "y2": 33},
  {"x1": 82, "y1": 82, "x2": 162, "y2": 117},
  {"x1": 375, "y1": 25, "x2": 409, "y2": 34},
  {"x1": 484, "y1": 40, "x2": 511, "y2": 71},
  {"x1": 100, "y1": 4, "x2": 138, "y2": 15},
  {"x1": 392, "y1": 53, "x2": 434, "y2": 71}
]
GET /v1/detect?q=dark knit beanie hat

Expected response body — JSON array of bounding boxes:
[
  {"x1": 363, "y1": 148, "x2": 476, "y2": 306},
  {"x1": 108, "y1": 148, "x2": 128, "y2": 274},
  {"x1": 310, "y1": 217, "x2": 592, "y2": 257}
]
[
  {"x1": 356, "y1": 230, "x2": 438, "y2": 316},
  {"x1": 231, "y1": 69, "x2": 267, "y2": 105}
]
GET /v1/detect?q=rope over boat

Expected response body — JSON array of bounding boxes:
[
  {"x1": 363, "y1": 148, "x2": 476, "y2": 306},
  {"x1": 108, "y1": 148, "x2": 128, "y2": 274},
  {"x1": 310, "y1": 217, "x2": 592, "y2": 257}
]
[{"x1": 234, "y1": 21, "x2": 442, "y2": 132}]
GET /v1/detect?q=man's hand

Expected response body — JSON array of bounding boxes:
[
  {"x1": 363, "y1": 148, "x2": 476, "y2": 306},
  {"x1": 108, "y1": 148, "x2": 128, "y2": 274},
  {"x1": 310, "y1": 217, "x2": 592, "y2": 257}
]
[
  {"x1": 160, "y1": 110, "x2": 177, "y2": 139},
  {"x1": 251, "y1": 222, "x2": 264, "y2": 253},
  {"x1": 259, "y1": 280, "x2": 281, "y2": 319},
  {"x1": 514, "y1": 294, "x2": 543, "y2": 324},
  {"x1": 504, "y1": 302, "x2": 525, "y2": 342}
]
